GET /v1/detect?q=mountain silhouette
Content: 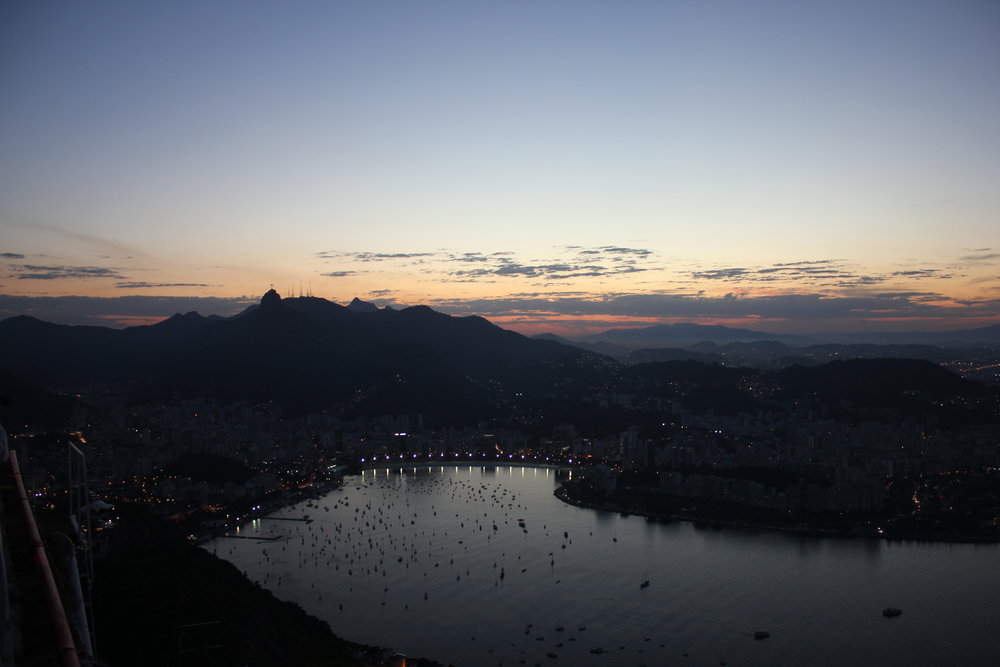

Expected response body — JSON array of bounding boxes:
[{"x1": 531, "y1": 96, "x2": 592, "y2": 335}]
[
  {"x1": 579, "y1": 322, "x2": 809, "y2": 349},
  {"x1": 346, "y1": 297, "x2": 379, "y2": 313},
  {"x1": 0, "y1": 291, "x2": 596, "y2": 422}
]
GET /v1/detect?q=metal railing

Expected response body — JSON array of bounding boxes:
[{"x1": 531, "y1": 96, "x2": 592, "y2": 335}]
[{"x1": 8, "y1": 450, "x2": 81, "y2": 667}]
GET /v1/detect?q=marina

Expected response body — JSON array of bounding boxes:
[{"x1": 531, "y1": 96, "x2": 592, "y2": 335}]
[{"x1": 204, "y1": 464, "x2": 1000, "y2": 666}]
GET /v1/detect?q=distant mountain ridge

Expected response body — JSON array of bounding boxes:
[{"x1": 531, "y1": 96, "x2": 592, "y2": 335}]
[
  {"x1": 806, "y1": 324, "x2": 1000, "y2": 345},
  {"x1": 580, "y1": 322, "x2": 811, "y2": 348},
  {"x1": 541, "y1": 321, "x2": 1000, "y2": 352}
]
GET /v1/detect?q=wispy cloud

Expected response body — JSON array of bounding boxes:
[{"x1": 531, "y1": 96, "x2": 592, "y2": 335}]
[
  {"x1": 0, "y1": 294, "x2": 256, "y2": 326},
  {"x1": 1, "y1": 252, "x2": 25, "y2": 259},
  {"x1": 596, "y1": 246, "x2": 653, "y2": 256},
  {"x1": 317, "y1": 251, "x2": 435, "y2": 262},
  {"x1": 320, "y1": 271, "x2": 357, "y2": 278},
  {"x1": 892, "y1": 269, "x2": 950, "y2": 278},
  {"x1": 19, "y1": 221, "x2": 152, "y2": 260},
  {"x1": 959, "y1": 253, "x2": 1000, "y2": 262},
  {"x1": 690, "y1": 259, "x2": 956, "y2": 287},
  {"x1": 315, "y1": 246, "x2": 660, "y2": 283},
  {"x1": 10, "y1": 264, "x2": 126, "y2": 280},
  {"x1": 451, "y1": 260, "x2": 647, "y2": 281},
  {"x1": 447, "y1": 252, "x2": 493, "y2": 263},
  {"x1": 115, "y1": 282, "x2": 213, "y2": 289},
  {"x1": 430, "y1": 289, "x2": 1000, "y2": 325},
  {"x1": 692, "y1": 268, "x2": 749, "y2": 280},
  {"x1": 772, "y1": 259, "x2": 840, "y2": 267}
]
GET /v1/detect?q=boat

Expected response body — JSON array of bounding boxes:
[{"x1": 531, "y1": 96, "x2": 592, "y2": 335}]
[
  {"x1": 754, "y1": 631, "x2": 770, "y2": 640},
  {"x1": 883, "y1": 607, "x2": 902, "y2": 617}
]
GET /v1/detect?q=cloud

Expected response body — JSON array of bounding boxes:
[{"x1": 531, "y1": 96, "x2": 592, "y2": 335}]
[
  {"x1": 9, "y1": 264, "x2": 126, "y2": 280},
  {"x1": 451, "y1": 260, "x2": 648, "y2": 281},
  {"x1": 316, "y1": 245, "x2": 653, "y2": 272},
  {"x1": 510, "y1": 291, "x2": 591, "y2": 298},
  {"x1": 322, "y1": 246, "x2": 659, "y2": 283},
  {"x1": 320, "y1": 271, "x2": 357, "y2": 278},
  {"x1": 959, "y1": 253, "x2": 1000, "y2": 262},
  {"x1": 1, "y1": 252, "x2": 25, "y2": 259},
  {"x1": 598, "y1": 246, "x2": 652, "y2": 256},
  {"x1": 692, "y1": 261, "x2": 852, "y2": 282},
  {"x1": 17, "y1": 221, "x2": 151, "y2": 260},
  {"x1": 688, "y1": 259, "x2": 959, "y2": 287},
  {"x1": 355, "y1": 252, "x2": 436, "y2": 262},
  {"x1": 317, "y1": 251, "x2": 435, "y2": 262},
  {"x1": 0, "y1": 294, "x2": 256, "y2": 326},
  {"x1": 830, "y1": 275, "x2": 888, "y2": 287},
  {"x1": 772, "y1": 259, "x2": 839, "y2": 267},
  {"x1": 442, "y1": 247, "x2": 657, "y2": 281},
  {"x1": 447, "y1": 252, "x2": 493, "y2": 263},
  {"x1": 313, "y1": 247, "x2": 661, "y2": 286},
  {"x1": 891, "y1": 269, "x2": 949, "y2": 278},
  {"x1": 569, "y1": 245, "x2": 652, "y2": 257},
  {"x1": 115, "y1": 282, "x2": 213, "y2": 289},
  {"x1": 692, "y1": 268, "x2": 749, "y2": 280},
  {"x1": 427, "y1": 289, "x2": 1000, "y2": 327}
]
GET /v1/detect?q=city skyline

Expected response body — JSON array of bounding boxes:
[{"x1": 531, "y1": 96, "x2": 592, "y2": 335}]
[{"x1": 2, "y1": 1, "x2": 998, "y2": 336}]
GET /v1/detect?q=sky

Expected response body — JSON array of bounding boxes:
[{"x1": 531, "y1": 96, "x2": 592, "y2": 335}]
[{"x1": 1, "y1": 0, "x2": 998, "y2": 336}]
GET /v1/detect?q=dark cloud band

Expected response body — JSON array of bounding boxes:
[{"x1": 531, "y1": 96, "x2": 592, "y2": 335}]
[{"x1": 10, "y1": 264, "x2": 126, "y2": 280}]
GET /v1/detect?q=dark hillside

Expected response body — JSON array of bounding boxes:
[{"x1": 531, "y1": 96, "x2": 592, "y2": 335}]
[
  {"x1": 774, "y1": 358, "x2": 994, "y2": 424},
  {"x1": 93, "y1": 504, "x2": 392, "y2": 667}
]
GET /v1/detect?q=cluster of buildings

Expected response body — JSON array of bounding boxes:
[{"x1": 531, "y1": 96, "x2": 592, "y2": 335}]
[{"x1": 9, "y1": 378, "x2": 998, "y2": 530}]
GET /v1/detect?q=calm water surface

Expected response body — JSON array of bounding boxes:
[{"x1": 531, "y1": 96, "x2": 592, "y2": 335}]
[{"x1": 204, "y1": 465, "x2": 1000, "y2": 666}]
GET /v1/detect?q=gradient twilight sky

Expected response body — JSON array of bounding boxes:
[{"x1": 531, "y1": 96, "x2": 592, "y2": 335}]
[{"x1": 1, "y1": 0, "x2": 998, "y2": 335}]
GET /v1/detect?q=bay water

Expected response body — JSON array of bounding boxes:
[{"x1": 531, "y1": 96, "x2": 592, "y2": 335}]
[{"x1": 204, "y1": 465, "x2": 1000, "y2": 666}]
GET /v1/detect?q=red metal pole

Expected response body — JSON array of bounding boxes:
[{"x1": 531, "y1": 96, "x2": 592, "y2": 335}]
[{"x1": 8, "y1": 451, "x2": 81, "y2": 667}]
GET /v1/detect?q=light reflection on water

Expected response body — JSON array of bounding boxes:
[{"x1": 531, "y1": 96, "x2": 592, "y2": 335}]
[{"x1": 205, "y1": 465, "x2": 1000, "y2": 666}]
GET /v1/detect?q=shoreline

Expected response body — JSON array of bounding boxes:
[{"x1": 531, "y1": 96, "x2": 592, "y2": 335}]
[
  {"x1": 197, "y1": 460, "x2": 575, "y2": 544},
  {"x1": 553, "y1": 485, "x2": 1000, "y2": 545},
  {"x1": 360, "y1": 460, "x2": 573, "y2": 472},
  {"x1": 194, "y1": 475, "x2": 344, "y2": 545}
]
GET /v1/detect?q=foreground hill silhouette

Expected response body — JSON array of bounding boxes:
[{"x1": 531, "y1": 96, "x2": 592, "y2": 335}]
[{"x1": 94, "y1": 503, "x2": 442, "y2": 667}]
